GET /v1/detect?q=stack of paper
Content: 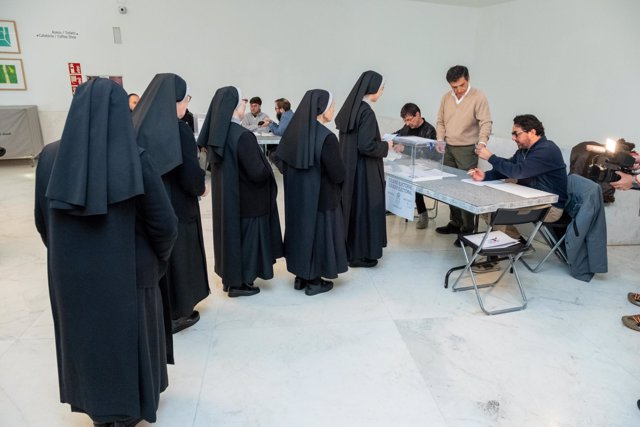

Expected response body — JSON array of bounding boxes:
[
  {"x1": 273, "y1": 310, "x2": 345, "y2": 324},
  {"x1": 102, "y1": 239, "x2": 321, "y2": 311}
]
[{"x1": 463, "y1": 231, "x2": 519, "y2": 249}]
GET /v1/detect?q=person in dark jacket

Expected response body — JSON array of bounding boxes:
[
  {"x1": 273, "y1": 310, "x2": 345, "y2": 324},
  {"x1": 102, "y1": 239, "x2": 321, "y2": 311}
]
[
  {"x1": 277, "y1": 89, "x2": 348, "y2": 296},
  {"x1": 34, "y1": 78, "x2": 178, "y2": 426},
  {"x1": 335, "y1": 70, "x2": 392, "y2": 268},
  {"x1": 197, "y1": 86, "x2": 283, "y2": 297},
  {"x1": 391, "y1": 102, "x2": 438, "y2": 229},
  {"x1": 470, "y1": 114, "x2": 568, "y2": 238},
  {"x1": 133, "y1": 73, "x2": 210, "y2": 334}
]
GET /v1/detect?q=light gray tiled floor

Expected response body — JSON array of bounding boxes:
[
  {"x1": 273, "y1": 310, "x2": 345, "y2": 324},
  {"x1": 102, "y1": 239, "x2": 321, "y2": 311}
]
[{"x1": 1, "y1": 159, "x2": 639, "y2": 426}]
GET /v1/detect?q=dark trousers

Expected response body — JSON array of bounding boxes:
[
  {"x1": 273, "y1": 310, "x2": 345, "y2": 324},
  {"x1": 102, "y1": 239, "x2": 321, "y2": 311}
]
[
  {"x1": 443, "y1": 144, "x2": 477, "y2": 232},
  {"x1": 416, "y1": 193, "x2": 426, "y2": 214}
]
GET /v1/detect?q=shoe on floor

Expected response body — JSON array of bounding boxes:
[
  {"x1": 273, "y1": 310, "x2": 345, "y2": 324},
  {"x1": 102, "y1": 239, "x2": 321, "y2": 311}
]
[
  {"x1": 435, "y1": 222, "x2": 461, "y2": 235},
  {"x1": 171, "y1": 310, "x2": 200, "y2": 334},
  {"x1": 471, "y1": 262, "x2": 501, "y2": 274},
  {"x1": 517, "y1": 236, "x2": 536, "y2": 255},
  {"x1": 415, "y1": 212, "x2": 429, "y2": 229},
  {"x1": 453, "y1": 238, "x2": 463, "y2": 247},
  {"x1": 349, "y1": 258, "x2": 378, "y2": 268},
  {"x1": 294, "y1": 276, "x2": 307, "y2": 290},
  {"x1": 305, "y1": 278, "x2": 333, "y2": 296},
  {"x1": 628, "y1": 292, "x2": 640, "y2": 307},
  {"x1": 228, "y1": 283, "x2": 260, "y2": 297},
  {"x1": 621, "y1": 314, "x2": 640, "y2": 332},
  {"x1": 114, "y1": 417, "x2": 143, "y2": 427}
]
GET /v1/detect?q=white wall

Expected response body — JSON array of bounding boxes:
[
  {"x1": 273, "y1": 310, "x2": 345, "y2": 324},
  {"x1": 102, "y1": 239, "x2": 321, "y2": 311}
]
[
  {"x1": 474, "y1": 0, "x2": 640, "y2": 147},
  {"x1": 1, "y1": 0, "x2": 478, "y2": 143},
  {"x1": 4, "y1": 0, "x2": 639, "y2": 149}
]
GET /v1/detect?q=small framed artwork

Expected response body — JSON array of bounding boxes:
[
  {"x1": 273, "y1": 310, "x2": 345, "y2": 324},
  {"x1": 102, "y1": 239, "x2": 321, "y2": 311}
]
[
  {"x1": 0, "y1": 20, "x2": 20, "y2": 54},
  {"x1": 0, "y1": 58, "x2": 27, "y2": 90}
]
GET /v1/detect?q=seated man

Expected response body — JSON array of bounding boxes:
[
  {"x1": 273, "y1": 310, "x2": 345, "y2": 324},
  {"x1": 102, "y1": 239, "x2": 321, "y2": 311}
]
[
  {"x1": 262, "y1": 98, "x2": 294, "y2": 136},
  {"x1": 241, "y1": 96, "x2": 271, "y2": 132},
  {"x1": 469, "y1": 114, "x2": 568, "y2": 239},
  {"x1": 392, "y1": 103, "x2": 437, "y2": 229}
]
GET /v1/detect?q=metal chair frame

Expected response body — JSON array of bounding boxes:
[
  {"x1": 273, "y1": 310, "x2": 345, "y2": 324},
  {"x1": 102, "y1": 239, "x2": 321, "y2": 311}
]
[{"x1": 450, "y1": 206, "x2": 551, "y2": 315}]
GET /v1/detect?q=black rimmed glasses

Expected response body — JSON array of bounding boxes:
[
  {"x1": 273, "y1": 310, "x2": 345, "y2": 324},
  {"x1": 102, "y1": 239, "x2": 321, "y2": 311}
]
[{"x1": 511, "y1": 130, "x2": 525, "y2": 137}]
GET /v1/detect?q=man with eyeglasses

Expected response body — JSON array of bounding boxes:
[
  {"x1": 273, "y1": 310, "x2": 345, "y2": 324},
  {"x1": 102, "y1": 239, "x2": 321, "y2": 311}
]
[
  {"x1": 391, "y1": 102, "x2": 437, "y2": 229},
  {"x1": 469, "y1": 114, "x2": 567, "y2": 238},
  {"x1": 435, "y1": 65, "x2": 493, "y2": 245}
]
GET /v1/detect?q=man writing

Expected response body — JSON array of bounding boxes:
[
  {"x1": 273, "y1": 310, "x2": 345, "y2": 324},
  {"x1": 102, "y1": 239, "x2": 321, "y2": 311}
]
[
  {"x1": 469, "y1": 114, "x2": 568, "y2": 238},
  {"x1": 436, "y1": 65, "x2": 492, "y2": 244}
]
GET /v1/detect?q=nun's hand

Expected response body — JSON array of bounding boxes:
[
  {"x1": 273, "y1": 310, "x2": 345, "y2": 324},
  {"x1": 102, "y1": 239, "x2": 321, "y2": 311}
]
[{"x1": 201, "y1": 184, "x2": 210, "y2": 198}]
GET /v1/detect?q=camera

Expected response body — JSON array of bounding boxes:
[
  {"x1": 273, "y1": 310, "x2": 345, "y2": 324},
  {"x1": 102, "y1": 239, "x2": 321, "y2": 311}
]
[
  {"x1": 118, "y1": 6, "x2": 127, "y2": 14},
  {"x1": 588, "y1": 151, "x2": 635, "y2": 183}
]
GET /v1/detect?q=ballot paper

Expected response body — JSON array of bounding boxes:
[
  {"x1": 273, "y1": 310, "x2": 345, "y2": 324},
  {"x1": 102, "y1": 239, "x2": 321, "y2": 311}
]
[
  {"x1": 462, "y1": 179, "x2": 554, "y2": 198},
  {"x1": 464, "y1": 231, "x2": 519, "y2": 249}
]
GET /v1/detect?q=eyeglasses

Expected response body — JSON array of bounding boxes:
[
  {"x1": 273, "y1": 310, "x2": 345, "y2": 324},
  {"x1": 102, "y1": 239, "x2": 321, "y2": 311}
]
[
  {"x1": 511, "y1": 130, "x2": 525, "y2": 137},
  {"x1": 403, "y1": 115, "x2": 415, "y2": 123}
]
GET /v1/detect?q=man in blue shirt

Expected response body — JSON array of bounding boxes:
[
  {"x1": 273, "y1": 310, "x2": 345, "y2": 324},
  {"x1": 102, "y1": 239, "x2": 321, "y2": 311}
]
[
  {"x1": 263, "y1": 98, "x2": 294, "y2": 136},
  {"x1": 469, "y1": 114, "x2": 568, "y2": 238}
]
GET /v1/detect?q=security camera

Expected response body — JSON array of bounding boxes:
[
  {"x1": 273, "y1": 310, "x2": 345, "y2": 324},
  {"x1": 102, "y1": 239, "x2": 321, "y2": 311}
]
[{"x1": 118, "y1": 6, "x2": 127, "y2": 14}]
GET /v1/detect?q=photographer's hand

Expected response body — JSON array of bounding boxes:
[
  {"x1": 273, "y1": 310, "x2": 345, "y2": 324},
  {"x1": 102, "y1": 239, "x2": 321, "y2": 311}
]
[{"x1": 611, "y1": 172, "x2": 634, "y2": 190}]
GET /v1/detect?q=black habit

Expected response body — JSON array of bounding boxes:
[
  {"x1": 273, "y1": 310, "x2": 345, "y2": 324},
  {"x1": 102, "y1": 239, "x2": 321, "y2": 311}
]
[
  {"x1": 197, "y1": 86, "x2": 283, "y2": 288},
  {"x1": 34, "y1": 78, "x2": 178, "y2": 423},
  {"x1": 133, "y1": 73, "x2": 210, "y2": 321},
  {"x1": 335, "y1": 71, "x2": 388, "y2": 262},
  {"x1": 278, "y1": 89, "x2": 347, "y2": 280}
]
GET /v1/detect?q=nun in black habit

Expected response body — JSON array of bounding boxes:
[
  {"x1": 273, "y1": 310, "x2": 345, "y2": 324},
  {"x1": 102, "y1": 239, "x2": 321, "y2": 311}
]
[
  {"x1": 133, "y1": 73, "x2": 210, "y2": 333},
  {"x1": 34, "y1": 78, "x2": 178, "y2": 426},
  {"x1": 335, "y1": 70, "x2": 391, "y2": 268},
  {"x1": 277, "y1": 89, "x2": 347, "y2": 296},
  {"x1": 197, "y1": 86, "x2": 283, "y2": 297}
]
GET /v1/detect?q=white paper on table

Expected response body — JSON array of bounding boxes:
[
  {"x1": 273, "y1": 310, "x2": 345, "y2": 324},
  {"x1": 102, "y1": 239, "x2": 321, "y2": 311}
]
[
  {"x1": 464, "y1": 230, "x2": 519, "y2": 249},
  {"x1": 485, "y1": 182, "x2": 553, "y2": 198},
  {"x1": 461, "y1": 179, "x2": 504, "y2": 186}
]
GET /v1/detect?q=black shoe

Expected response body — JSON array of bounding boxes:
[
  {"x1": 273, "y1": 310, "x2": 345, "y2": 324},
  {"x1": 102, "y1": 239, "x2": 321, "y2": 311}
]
[
  {"x1": 228, "y1": 283, "x2": 260, "y2": 297},
  {"x1": 435, "y1": 222, "x2": 461, "y2": 235},
  {"x1": 349, "y1": 258, "x2": 378, "y2": 268},
  {"x1": 223, "y1": 283, "x2": 229, "y2": 292},
  {"x1": 171, "y1": 310, "x2": 200, "y2": 334},
  {"x1": 637, "y1": 399, "x2": 640, "y2": 411},
  {"x1": 114, "y1": 417, "x2": 143, "y2": 427},
  {"x1": 453, "y1": 238, "x2": 462, "y2": 247},
  {"x1": 305, "y1": 278, "x2": 333, "y2": 296},
  {"x1": 93, "y1": 423, "x2": 114, "y2": 427},
  {"x1": 294, "y1": 276, "x2": 307, "y2": 290}
]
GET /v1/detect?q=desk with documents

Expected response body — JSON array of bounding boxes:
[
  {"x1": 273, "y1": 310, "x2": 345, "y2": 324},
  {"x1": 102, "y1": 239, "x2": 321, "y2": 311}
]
[{"x1": 385, "y1": 163, "x2": 558, "y2": 215}]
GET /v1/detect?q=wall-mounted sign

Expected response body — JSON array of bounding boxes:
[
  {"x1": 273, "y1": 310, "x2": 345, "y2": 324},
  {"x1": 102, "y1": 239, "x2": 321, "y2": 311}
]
[
  {"x1": 36, "y1": 30, "x2": 78, "y2": 40},
  {"x1": 68, "y1": 62, "x2": 82, "y2": 94}
]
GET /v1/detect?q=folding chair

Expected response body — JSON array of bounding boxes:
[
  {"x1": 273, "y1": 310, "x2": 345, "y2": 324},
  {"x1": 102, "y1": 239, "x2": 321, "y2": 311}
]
[
  {"x1": 449, "y1": 205, "x2": 551, "y2": 315},
  {"x1": 519, "y1": 210, "x2": 571, "y2": 273}
]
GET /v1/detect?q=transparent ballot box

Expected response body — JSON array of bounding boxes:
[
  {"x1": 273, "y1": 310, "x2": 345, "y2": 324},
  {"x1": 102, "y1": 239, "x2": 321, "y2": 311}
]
[{"x1": 384, "y1": 136, "x2": 445, "y2": 181}]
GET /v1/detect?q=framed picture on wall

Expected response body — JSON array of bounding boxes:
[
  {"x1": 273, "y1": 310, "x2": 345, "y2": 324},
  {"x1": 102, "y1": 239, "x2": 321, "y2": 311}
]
[
  {"x1": 0, "y1": 20, "x2": 21, "y2": 54},
  {"x1": 0, "y1": 58, "x2": 27, "y2": 90}
]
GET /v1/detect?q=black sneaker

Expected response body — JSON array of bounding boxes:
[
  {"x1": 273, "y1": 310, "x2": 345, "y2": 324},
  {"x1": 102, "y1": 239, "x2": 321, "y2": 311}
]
[
  {"x1": 436, "y1": 222, "x2": 461, "y2": 235},
  {"x1": 171, "y1": 310, "x2": 200, "y2": 334},
  {"x1": 305, "y1": 279, "x2": 333, "y2": 296},
  {"x1": 228, "y1": 283, "x2": 260, "y2": 297},
  {"x1": 294, "y1": 276, "x2": 307, "y2": 290},
  {"x1": 349, "y1": 258, "x2": 378, "y2": 268}
]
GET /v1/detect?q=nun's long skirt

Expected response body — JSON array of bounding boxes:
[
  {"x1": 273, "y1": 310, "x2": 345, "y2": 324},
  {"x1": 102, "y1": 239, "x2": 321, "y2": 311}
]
[
  {"x1": 307, "y1": 208, "x2": 348, "y2": 280},
  {"x1": 241, "y1": 215, "x2": 279, "y2": 284},
  {"x1": 75, "y1": 286, "x2": 168, "y2": 424},
  {"x1": 165, "y1": 218, "x2": 210, "y2": 319}
]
